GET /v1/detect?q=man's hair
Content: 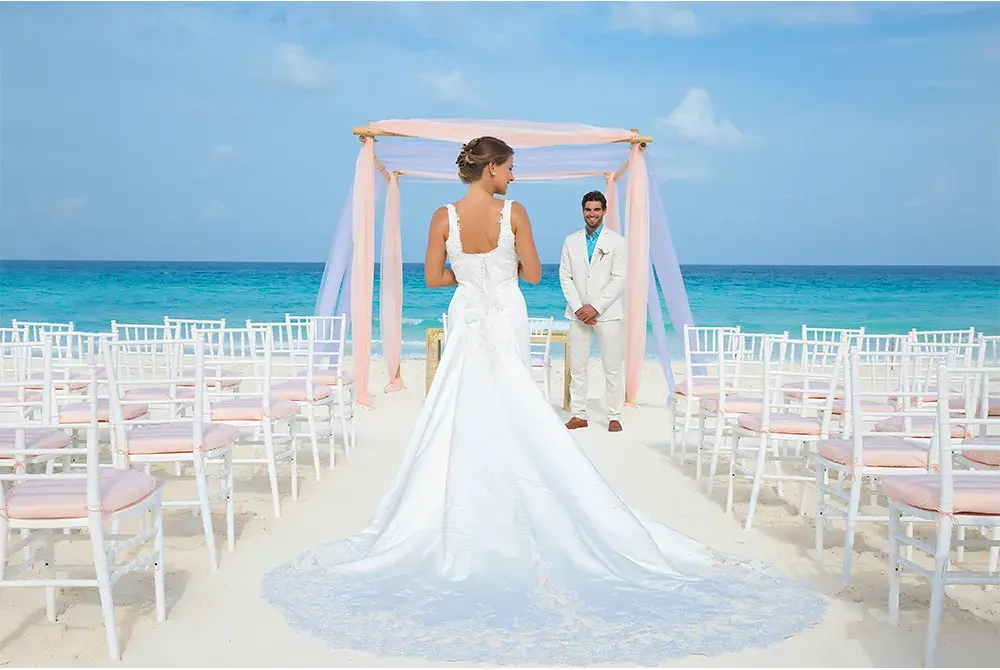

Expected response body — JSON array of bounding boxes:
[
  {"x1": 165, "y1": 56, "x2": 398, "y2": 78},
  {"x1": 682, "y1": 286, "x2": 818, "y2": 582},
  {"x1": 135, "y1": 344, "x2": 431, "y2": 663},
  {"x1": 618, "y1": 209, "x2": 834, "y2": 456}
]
[{"x1": 581, "y1": 190, "x2": 607, "y2": 210}]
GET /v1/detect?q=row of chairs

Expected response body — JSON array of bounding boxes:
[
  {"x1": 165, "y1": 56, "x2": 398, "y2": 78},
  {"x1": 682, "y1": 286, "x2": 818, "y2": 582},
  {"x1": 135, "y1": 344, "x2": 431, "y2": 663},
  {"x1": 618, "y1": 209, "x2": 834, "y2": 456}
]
[
  {"x1": 0, "y1": 315, "x2": 355, "y2": 659},
  {"x1": 666, "y1": 324, "x2": 998, "y2": 666}
]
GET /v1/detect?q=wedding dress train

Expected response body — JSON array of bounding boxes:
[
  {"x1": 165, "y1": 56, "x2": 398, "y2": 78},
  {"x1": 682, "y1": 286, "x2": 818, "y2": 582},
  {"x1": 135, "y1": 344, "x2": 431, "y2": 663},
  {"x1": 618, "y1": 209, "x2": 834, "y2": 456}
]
[{"x1": 263, "y1": 200, "x2": 825, "y2": 664}]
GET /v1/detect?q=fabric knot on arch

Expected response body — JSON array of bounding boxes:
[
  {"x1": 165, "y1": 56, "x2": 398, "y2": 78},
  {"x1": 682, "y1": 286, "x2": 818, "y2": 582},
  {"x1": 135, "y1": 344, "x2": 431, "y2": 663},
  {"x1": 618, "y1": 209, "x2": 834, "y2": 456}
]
[{"x1": 313, "y1": 119, "x2": 695, "y2": 408}]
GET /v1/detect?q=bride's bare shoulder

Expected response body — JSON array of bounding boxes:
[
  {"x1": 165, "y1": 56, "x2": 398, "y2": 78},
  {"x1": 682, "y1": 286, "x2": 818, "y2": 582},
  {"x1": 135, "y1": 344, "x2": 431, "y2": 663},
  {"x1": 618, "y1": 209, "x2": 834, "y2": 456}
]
[{"x1": 429, "y1": 206, "x2": 450, "y2": 238}]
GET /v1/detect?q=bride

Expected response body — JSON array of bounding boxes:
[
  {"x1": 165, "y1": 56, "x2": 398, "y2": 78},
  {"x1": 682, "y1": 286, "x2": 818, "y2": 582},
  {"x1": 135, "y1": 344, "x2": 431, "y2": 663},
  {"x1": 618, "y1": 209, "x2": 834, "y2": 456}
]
[{"x1": 263, "y1": 137, "x2": 825, "y2": 664}]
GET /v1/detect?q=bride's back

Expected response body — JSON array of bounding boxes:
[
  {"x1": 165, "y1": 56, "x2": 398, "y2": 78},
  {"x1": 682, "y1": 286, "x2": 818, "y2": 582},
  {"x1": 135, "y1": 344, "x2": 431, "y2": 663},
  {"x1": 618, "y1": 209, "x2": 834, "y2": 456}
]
[{"x1": 451, "y1": 197, "x2": 507, "y2": 255}]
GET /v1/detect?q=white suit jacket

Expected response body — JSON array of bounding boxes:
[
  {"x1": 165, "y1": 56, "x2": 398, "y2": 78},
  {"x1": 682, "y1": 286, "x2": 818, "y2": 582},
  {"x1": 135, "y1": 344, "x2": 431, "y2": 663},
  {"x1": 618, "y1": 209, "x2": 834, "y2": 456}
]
[{"x1": 558, "y1": 227, "x2": 627, "y2": 322}]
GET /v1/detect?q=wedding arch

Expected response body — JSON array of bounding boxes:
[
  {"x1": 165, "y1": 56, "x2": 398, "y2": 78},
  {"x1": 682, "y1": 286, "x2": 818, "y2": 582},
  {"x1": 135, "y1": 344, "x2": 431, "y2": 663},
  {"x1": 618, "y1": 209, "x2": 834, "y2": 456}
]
[{"x1": 315, "y1": 119, "x2": 695, "y2": 408}]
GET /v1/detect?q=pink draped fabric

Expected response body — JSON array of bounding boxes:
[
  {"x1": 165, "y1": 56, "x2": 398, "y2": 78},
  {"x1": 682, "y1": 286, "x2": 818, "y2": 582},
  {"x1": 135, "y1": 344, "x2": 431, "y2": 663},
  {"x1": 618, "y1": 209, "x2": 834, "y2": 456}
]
[
  {"x1": 604, "y1": 174, "x2": 619, "y2": 233},
  {"x1": 351, "y1": 138, "x2": 377, "y2": 408},
  {"x1": 396, "y1": 169, "x2": 605, "y2": 182},
  {"x1": 623, "y1": 146, "x2": 650, "y2": 407},
  {"x1": 368, "y1": 119, "x2": 637, "y2": 148},
  {"x1": 380, "y1": 172, "x2": 405, "y2": 392}
]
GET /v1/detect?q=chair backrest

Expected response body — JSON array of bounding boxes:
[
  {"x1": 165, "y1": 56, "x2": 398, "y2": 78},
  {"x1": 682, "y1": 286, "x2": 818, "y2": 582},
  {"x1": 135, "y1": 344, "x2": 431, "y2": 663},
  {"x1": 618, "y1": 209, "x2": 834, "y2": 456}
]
[
  {"x1": 0, "y1": 326, "x2": 25, "y2": 346},
  {"x1": 199, "y1": 325, "x2": 272, "y2": 407},
  {"x1": 847, "y1": 333, "x2": 909, "y2": 391},
  {"x1": 11, "y1": 320, "x2": 75, "y2": 342},
  {"x1": 165, "y1": 317, "x2": 227, "y2": 356},
  {"x1": 802, "y1": 325, "x2": 864, "y2": 344},
  {"x1": 935, "y1": 362, "x2": 1000, "y2": 514},
  {"x1": 710, "y1": 331, "x2": 786, "y2": 412},
  {"x1": 102, "y1": 336, "x2": 206, "y2": 467},
  {"x1": 111, "y1": 321, "x2": 181, "y2": 343},
  {"x1": 762, "y1": 335, "x2": 844, "y2": 433},
  {"x1": 0, "y1": 340, "x2": 49, "y2": 423},
  {"x1": 528, "y1": 317, "x2": 554, "y2": 363},
  {"x1": 286, "y1": 314, "x2": 347, "y2": 379},
  {"x1": 0, "y1": 352, "x2": 105, "y2": 517},
  {"x1": 681, "y1": 325, "x2": 739, "y2": 387},
  {"x1": 843, "y1": 347, "x2": 950, "y2": 444}
]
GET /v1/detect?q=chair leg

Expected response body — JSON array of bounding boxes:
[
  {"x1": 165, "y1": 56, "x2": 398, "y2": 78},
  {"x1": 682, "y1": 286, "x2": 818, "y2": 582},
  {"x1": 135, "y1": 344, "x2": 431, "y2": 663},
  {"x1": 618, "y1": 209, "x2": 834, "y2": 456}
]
[
  {"x1": 43, "y1": 530, "x2": 56, "y2": 622},
  {"x1": 263, "y1": 426, "x2": 282, "y2": 519},
  {"x1": 725, "y1": 432, "x2": 739, "y2": 514},
  {"x1": 192, "y1": 455, "x2": 219, "y2": 572},
  {"x1": 925, "y1": 514, "x2": 953, "y2": 668},
  {"x1": 152, "y1": 498, "x2": 166, "y2": 623},
  {"x1": 707, "y1": 416, "x2": 725, "y2": 495},
  {"x1": 666, "y1": 398, "x2": 677, "y2": 458},
  {"x1": 305, "y1": 405, "x2": 321, "y2": 481},
  {"x1": 89, "y1": 519, "x2": 121, "y2": 660},
  {"x1": 841, "y1": 470, "x2": 863, "y2": 587},
  {"x1": 744, "y1": 434, "x2": 769, "y2": 531},
  {"x1": 888, "y1": 503, "x2": 902, "y2": 626},
  {"x1": 814, "y1": 461, "x2": 826, "y2": 560},
  {"x1": 224, "y1": 448, "x2": 236, "y2": 552}
]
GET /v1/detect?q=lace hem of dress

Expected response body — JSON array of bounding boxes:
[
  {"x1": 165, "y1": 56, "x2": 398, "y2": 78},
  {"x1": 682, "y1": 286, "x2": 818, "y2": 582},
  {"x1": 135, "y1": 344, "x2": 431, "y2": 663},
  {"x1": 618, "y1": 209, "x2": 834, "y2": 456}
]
[{"x1": 262, "y1": 545, "x2": 825, "y2": 665}]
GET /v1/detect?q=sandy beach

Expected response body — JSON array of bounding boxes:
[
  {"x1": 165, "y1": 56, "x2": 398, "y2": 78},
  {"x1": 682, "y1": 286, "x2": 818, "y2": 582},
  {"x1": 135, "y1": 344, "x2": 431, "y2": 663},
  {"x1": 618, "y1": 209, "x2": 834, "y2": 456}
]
[{"x1": 1, "y1": 357, "x2": 998, "y2": 667}]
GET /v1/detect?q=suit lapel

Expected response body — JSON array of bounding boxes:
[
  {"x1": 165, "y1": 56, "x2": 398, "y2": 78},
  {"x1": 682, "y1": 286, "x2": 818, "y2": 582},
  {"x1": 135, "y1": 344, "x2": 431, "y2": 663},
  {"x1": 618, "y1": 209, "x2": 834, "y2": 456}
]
[{"x1": 575, "y1": 230, "x2": 590, "y2": 269}]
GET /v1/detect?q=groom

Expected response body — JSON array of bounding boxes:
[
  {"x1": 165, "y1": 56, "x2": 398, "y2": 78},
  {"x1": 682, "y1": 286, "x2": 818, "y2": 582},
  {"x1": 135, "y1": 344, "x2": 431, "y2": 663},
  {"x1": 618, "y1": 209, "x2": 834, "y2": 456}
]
[{"x1": 559, "y1": 190, "x2": 627, "y2": 432}]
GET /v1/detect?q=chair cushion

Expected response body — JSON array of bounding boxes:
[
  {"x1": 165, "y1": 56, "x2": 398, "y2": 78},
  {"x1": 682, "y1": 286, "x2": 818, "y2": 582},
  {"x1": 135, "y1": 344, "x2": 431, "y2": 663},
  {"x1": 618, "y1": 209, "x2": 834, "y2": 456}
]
[
  {"x1": 781, "y1": 380, "x2": 845, "y2": 399},
  {"x1": 124, "y1": 386, "x2": 197, "y2": 401},
  {"x1": 58, "y1": 401, "x2": 148, "y2": 424},
  {"x1": 817, "y1": 437, "x2": 931, "y2": 468},
  {"x1": 699, "y1": 395, "x2": 763, "y2": 414},
  {"x1": 737, "y1": 412, "x2": 822, "y2": 436},
  {"x1": 882, "y1": 474, "x2": 1000, "y2": 515},
  {"x1": 874, "y1": 416, "x2": 968, "y2": 439},
  {"x1": 962, "y1": 436, "x2": 1000, "y2": 467},
  {"x1": 949, "y1": 396, "x2": 1000, "y2": 417},
  {"x1": 2, "y1": 468, "x2": 157, "y2": 520},
  {"x1": 0, "y1": 391, "x2": 43, "y2": 404},
  {"x1": 25, "y1": 368, "x2": 107, "y2": 391},
  {"x1": 270, "y1": 380, "x2": 333, "y2": 402},
  {"x1": 210, "y1": 397, "x2": 299, "y2": 421},
  {"x1": 125, "y1": 423, "x2": 240, "y2": 455},
  {"x1": 830, "y1": 399, "x2": 897, "y2": 416},
  {"x1": 673, "y1": 379, "x2": 724, "y2": 397},
  {"x1": 179, "y1": 366, "x2": 243, "y2": 388},
  {"x1": 0, "y1": 427, "x2": 72, "y2": 451},
  {"x1": 299, "y1": 369, "x2": 354, "y2": 386}
]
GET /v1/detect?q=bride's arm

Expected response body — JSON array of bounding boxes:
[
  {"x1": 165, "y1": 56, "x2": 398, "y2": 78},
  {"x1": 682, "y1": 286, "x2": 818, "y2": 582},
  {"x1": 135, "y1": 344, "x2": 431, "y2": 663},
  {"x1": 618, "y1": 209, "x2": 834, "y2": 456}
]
[
  {"x1": 511, "y1": 202, "x2": 541, "y2": 285},
  {"x1": 425, "y1": 207, "x2": 457, "y2": 288}
]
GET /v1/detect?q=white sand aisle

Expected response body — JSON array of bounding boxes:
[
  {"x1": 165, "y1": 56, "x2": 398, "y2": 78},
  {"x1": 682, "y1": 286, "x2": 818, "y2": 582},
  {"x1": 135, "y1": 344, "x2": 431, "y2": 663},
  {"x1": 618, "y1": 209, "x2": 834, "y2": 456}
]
[{"x1": 1, "y1": 359, "x2": 997, "y2": 667}]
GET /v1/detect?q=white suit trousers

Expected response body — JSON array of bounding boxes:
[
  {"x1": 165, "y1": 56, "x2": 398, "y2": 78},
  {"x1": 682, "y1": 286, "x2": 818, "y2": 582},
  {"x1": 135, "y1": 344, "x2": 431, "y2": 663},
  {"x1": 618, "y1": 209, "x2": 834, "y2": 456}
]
[{"x1": 569, "y1": 318, "x2": 624, "y2": 421}]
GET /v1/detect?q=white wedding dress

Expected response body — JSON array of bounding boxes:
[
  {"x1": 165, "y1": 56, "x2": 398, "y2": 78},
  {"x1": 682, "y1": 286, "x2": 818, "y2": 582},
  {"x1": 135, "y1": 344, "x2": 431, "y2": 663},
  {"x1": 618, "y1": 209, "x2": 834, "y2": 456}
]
[{"x1": 263, "y1": 200, "x2": 824, "y2": 664}]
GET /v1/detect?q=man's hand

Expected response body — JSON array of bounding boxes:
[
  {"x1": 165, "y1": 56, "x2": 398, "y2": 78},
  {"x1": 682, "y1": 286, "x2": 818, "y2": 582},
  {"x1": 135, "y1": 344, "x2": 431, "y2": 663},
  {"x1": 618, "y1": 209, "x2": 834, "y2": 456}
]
[{"x1": 575, "y1": 304, "x2": 599, "y2": 326}]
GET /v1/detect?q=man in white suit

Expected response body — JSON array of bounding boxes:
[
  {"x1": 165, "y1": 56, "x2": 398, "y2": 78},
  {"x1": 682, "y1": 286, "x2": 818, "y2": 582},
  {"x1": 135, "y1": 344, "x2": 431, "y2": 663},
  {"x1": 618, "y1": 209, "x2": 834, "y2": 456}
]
[{"x1": 558, "y1": 190, "x2": 627, "y2": 432}]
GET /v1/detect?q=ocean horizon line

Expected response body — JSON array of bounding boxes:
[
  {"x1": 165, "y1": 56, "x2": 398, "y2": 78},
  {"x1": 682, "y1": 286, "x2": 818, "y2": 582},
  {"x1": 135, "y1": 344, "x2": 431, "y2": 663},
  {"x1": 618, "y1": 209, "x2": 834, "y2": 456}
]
[{"x1": 3, "y1": 259, "x2": 999, "y2": 270}]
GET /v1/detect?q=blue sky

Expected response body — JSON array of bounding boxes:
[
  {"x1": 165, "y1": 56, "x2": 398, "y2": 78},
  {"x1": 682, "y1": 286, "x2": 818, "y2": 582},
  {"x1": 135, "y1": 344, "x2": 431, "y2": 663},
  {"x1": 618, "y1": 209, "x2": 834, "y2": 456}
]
[{"x1": 1, "y1": 1, "x2": 998, "y2": 265}]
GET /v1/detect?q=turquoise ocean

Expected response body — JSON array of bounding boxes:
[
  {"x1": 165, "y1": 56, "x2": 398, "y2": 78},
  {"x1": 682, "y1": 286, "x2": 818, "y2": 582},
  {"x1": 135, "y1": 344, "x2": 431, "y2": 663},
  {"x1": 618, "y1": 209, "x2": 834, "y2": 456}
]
[{"x1": 1, "y1": 262, "x2": 998, "y2": 359}]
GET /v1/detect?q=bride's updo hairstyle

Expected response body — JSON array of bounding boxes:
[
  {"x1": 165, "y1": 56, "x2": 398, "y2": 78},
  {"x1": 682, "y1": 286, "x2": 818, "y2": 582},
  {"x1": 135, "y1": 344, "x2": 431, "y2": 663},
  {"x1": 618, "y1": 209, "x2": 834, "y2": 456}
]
[{"x1": 455, "y1": 136, "x2": 514, "y2": 184}]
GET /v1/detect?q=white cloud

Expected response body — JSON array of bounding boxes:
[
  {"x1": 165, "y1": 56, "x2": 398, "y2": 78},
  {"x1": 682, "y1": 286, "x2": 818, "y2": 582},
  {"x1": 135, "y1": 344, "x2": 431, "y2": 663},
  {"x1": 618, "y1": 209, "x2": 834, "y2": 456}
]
[
  {"x1": 610, "y1": 3, "x2": 698, "y2": 36},
  {"x1": 271, "y1": 43, "x2": 329, "y2": 91},
  {"x1": 199, "y1": 200, "x2": 229, "y2": 223},
  {"x1": 658, "y1": 89, "x2": 748, "y2": 146},
  {"x1": 610, "y1": 1, "x2": 867, "y2": 36},
  {"x1": 208, "y1": 144, "x2": 238, "y2": 162},
  {"x1": 418, "y1": 69, "x2": 477, "y2": 103},
  {"x1": 53, "y1": 196, "x2": 86, "y2": 217}
]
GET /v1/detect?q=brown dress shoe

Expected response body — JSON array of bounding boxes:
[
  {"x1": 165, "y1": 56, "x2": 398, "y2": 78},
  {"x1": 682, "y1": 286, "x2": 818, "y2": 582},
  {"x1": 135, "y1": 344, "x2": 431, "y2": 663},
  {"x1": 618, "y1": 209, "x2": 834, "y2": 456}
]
[
  {"x1": 608, "y1": 420, "x2": 623, "y2": 433},
  {"x1": 565, "y1": 417, "x2": 589, "y2": 430}
]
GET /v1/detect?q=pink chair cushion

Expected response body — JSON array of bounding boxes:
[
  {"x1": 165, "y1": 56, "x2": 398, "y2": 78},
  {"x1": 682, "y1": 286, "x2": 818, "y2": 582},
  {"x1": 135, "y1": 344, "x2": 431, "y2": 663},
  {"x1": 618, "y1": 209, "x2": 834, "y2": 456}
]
[
  {"x1": 0, "y1": 391, "x2": 43, "y2": 404},
  {"x1": 179, "y1": 366, "x2": 243, "y2": 388},
  {"x1": 737, "y1": 412, "x2": 822, "y2": 436},
  {"x1": 58, "y1": 401, "x2": 148, "y2": 424},
  {"x1": 882, "y1": 474, "x2": 1000, "y2": 515},
  {"x1": 25, "y1": 368, "x2": 107, "y2": 391},
  {"x1": 830, "y1": 399, "x2": 897, "y2": 416},
  {"x1": 126, "y1": 423, "x2": 240, "y2": 455},
  {"x1": 0, "y1": 427, "x2": 72, "y2": 451},
  {"x1": 781, "y1": 380, "x2": 845, "y2": 399},
  {"x1": 123, "y1": 386, "x2": 197, "y2": 401},
  {"x1": 2, "y1": 468, "x2": 157, "y2": 520},
  {"x1": 817, "y1": 437, "x2": 931, "y2": 468},
  {"x1": 299, "y1": 370, "x2": 355, "y2": 386},
  {"x1": 271, "y1": 380, "x2": 333, "y2": 402},
  {"x1": 949, "y1": 396, "x2": 1000, "y2": 417},
  {"x1": 673, "y1": 379, "x2": 723, "y2": 397},
  {"x1": 700, "y1": 395, "x2": 762, "y2": 414},
  {"x1": 874, "y1": 416, "x2": 968, "y2": 438},
  {"x1": 210, "y1": 397, "x2": 299, "y2": 421},
  {"x1": 962, "y1": 436, "x2": 1000, "y2": 467}
]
